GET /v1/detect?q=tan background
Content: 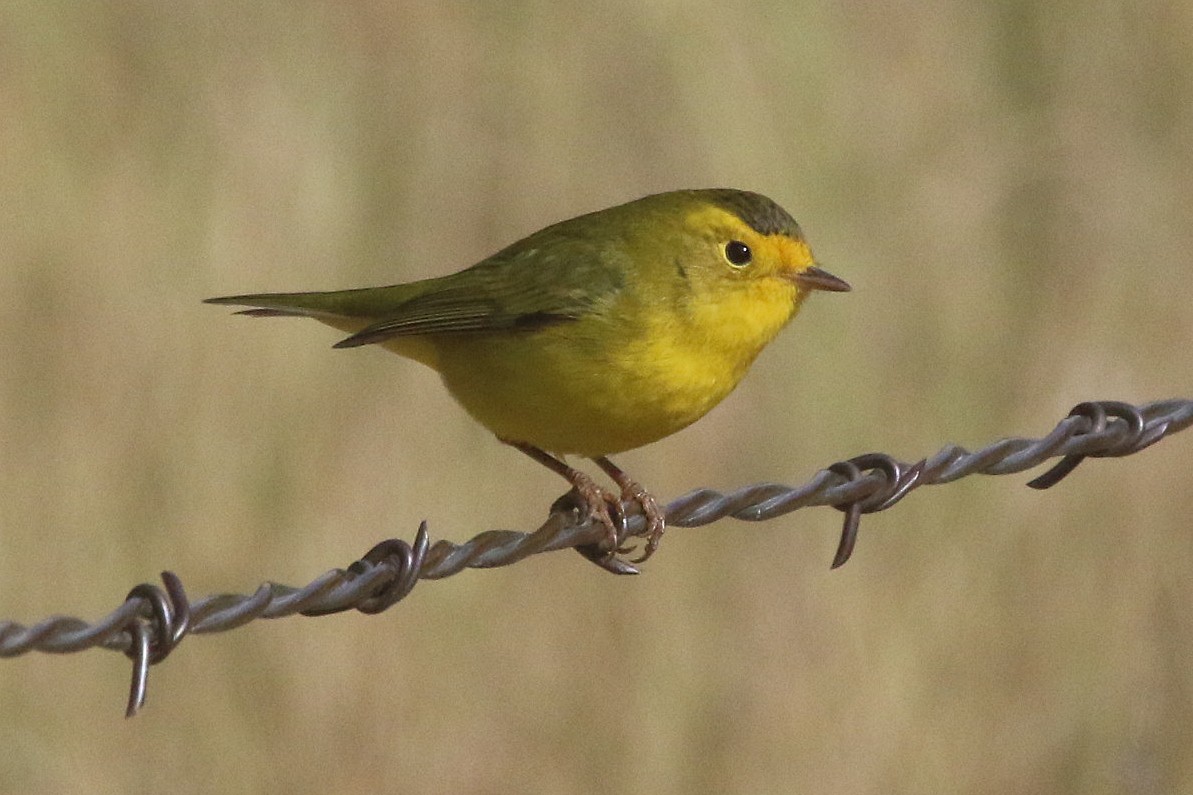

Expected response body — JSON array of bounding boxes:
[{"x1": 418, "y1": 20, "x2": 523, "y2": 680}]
[{"x1": 3, "y1": 3, "x2": 1192, "y2": 793}]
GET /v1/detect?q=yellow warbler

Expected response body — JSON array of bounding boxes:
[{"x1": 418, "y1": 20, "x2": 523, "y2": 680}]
[{"x1": 207, "y1": 189, "x2": 849, "y2": 564}]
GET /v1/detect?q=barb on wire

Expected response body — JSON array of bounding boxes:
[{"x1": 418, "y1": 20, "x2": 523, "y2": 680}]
[{"x1": 2, "y1": 398, "x2": 1191, "y2": 716}]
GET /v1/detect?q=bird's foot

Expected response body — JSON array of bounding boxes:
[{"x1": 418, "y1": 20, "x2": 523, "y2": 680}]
[
  {"x1": 550, "y1": 474, "x2": 642, "y2": 574},
  {"x1": 593, "y1": 457, "x2": 667, "y2": 564},
  {"x1": 615, "y1": 478, "x2": 666, "y2": 564},
  {"x1": 550, "y1": 470, "x2": 625, "y2": 552},
  {"x1": 501, "y1": 440, "x2": 662, "y2": 573}
]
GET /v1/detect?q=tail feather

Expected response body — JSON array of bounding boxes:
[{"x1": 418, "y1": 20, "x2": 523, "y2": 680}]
[
  {"x1": 204, "y1": 293, "x2": 343, "y2": 317},
  {"x1": 233, "y1": 307, "x2": 312, "y2": 318},
  {"x1": 204, "y1": 285, "x2": 416, "y2": 320}
]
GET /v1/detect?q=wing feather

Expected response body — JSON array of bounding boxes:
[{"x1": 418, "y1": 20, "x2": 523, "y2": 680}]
[{"x1": 206, "y1": 221, "x2": 627, "y2": 348}]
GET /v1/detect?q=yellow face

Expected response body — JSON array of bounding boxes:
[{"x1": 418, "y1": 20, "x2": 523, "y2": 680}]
[
  {"x1": 682, "y1": 202, "x2": 815, "y2": 281},
  {"x1": 664, "y1": 204, "x2": 821, "y2": 362},
  {"x1": 492, "y1": 197, "x2": 842, "y2": 456}
]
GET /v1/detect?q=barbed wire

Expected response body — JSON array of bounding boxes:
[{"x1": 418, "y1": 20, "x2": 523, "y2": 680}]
[{"x1": 2, "y1": 398, "x2": 1190, "y2": 716}]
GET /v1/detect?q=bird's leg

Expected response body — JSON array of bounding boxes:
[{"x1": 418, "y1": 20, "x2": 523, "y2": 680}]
[
  {"x1": 502, "y1": 440, "x2": 624, "y2": 553},
  {"x1": 592, "y1": 456, "x2": 666, "y2": 563}
]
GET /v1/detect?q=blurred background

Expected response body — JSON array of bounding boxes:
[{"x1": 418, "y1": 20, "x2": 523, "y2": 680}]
[{"x1": 2, "y1": 2, "x2": 1192, "y2": 793}]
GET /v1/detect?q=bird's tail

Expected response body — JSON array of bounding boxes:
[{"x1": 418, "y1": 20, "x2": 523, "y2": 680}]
[{"x1": 204, "y1": 283, "x2": 420, "y2": 320}]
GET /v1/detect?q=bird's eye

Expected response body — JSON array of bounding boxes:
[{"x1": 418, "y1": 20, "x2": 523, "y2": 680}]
[{"x1": 723, "y1": 240, "x2": 752, "y2": 267}]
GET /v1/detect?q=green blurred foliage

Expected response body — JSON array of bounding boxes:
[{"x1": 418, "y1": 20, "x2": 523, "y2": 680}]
[{"x1": 2, "y1": 2, "x2": 1192, "y2": 793}]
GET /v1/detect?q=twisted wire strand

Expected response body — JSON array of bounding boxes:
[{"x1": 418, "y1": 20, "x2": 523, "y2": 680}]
[{"x1": 1, "y1": 398, "x2": 1190, "y2": 716}]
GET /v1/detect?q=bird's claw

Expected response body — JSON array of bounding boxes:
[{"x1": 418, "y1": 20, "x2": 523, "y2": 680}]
[
  {"x1": 534, "y1": 452, "x2": 667, "y2": 571},
  {"x1": 621, "y1": 484, "x2": 666, "y2": 564},
  {"x1": 552, "y1": 477, "x2": 625, "y2": 553}
]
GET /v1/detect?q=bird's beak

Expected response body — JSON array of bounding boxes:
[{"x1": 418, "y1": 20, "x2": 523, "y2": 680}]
[{"x1": 794, "y1": 265, "x2": 851, "y2": 293}]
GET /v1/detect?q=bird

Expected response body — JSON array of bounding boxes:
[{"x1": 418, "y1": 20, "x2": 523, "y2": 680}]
[{"x1": 206, "y1": 188, "x2": 849, "y2": 566}]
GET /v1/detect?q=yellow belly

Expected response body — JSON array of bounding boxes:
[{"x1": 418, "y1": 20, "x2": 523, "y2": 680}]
[
  {"x1": 325, "y1": 273, "x2": 803, "y2": 458},
  {"x1": 430, "y1": 331, "x2": 733, "y2": 457},
  {"x1": 428, "y1": 293, "x2": 796, "y2": 456}
]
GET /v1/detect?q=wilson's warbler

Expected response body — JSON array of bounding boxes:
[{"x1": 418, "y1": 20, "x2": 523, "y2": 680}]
[{"x1": 207, "y1": 189, "x2": 849, "y2": 565}]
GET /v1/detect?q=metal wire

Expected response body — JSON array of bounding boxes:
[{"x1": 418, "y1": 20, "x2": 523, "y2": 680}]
[{"x1": 2, "y1": 398, "x2": 1190, "y2": 717}]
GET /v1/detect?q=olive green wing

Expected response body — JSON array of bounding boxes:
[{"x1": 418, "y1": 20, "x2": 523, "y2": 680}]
[
  {"x1": 332, "y1": 233, "x2": 627, "y2": 348},
  {"x1": 205, "y1": 225, "x2": 627, "y2": 348}
]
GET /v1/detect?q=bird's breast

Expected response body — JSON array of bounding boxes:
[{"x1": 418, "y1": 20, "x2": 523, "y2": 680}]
[{"x1": 427, "y1": 278, "x2": 799, "y2": 457}]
